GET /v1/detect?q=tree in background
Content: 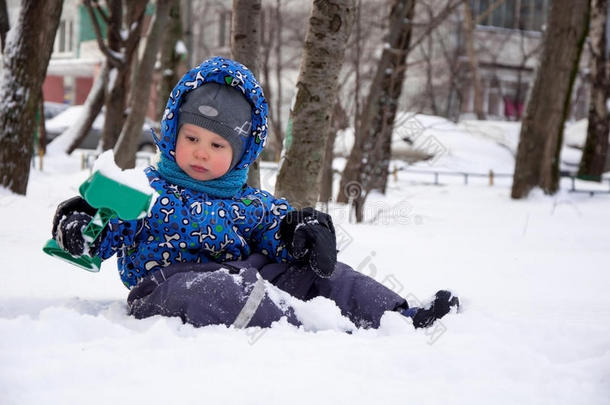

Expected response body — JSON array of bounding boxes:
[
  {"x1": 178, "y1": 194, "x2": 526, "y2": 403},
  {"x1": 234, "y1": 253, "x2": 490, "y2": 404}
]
[
  {"x1": 156, "y1": 0, "x2": 186, "y2": 121},
  {"x1": 318, "y1": 100, "x2": 348, "y2": 204},
  {"x1": 578, "y1": 0, "x2": 609, "y2": 181},
  {"x1": 275, "y1": 0, "x2": 356, "y2": 208},
  {"x1": 461, "y1": 0, "x2": 485, "y2": 120},
  {"x1": 84, "y1": 0, "x2": 149, "y2": 151},
  {"x1": 54, "y1": 1, "x2": 163, "y2": 156},
  {"x1": 336, "y1": 0, "x2": 415, "y2": 222},
  {"x1": 114, "y1": 0, "x2": 173, "y2": 169},
  {"x1": 461, "y1": 0, "x2": 510, "y2": 120},
  {"x1": 0, "y1": 0, "x2": 8, "y2": 52},
  {"x1": 259, "y1": 0, "x2": 286, "y2": 163},
  {"x1": 231, "y1": 0, "x2": 262, "y2": 188},
  {"x1": 0, "y1": 0, "x2": 63, "y2": 195},
  {"x1": 511, "y1": 0, "x2": 590, "y2": 199}
]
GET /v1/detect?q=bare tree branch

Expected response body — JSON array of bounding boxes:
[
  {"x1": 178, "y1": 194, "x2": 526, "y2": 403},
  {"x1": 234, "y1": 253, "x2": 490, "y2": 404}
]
[
  {"x1": 406, "y1": 0, "x2": 463, "y2": 54},
  {"x1": 83, "y1": 0, "x2": 123, "y2": 67},
  {"x1": 475, "y1": 0, "x2": 507, "y2": 25},
  {"x1": 92, "y1": 0, "x2": 110, "y2": 24}
]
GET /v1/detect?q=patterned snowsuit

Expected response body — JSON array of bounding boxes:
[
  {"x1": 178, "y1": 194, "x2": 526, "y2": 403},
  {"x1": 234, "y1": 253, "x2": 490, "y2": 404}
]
[{"x1": 96, "y1": 57, "x2": 407, "y2": 328}]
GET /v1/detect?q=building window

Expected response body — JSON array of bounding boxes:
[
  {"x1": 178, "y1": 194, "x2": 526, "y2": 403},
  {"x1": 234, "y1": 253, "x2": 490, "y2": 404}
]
[
  {"x1": 471, "y1": 0, "x2": 549, "y2": 32},
  {"x1": 69, "y1": 20, "x2": 74, "y2": 52},
  {"x1": 58, "y1": 20, "x2": 66, "y2": 52},
  {"x1": 55, "y1": 19, "x2": 74, "y2": 55}
]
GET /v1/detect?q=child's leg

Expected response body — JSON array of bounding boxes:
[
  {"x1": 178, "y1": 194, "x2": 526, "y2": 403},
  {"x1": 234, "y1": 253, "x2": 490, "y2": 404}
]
[
  {"x1": 259, "y1": 260, "x2": 407, "y2": 328},
  {"x1": 127, "y1": 258, "x2": 300, "y2": 328},
  {"x1": 259, "y1": 259, "x2": 459, "y2": 329}
]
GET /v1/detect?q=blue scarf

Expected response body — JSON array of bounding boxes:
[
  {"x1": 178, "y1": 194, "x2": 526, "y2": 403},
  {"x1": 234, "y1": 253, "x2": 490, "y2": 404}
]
[{"x1": 157, "y1": 156, "x2": 248, "y2": 198}]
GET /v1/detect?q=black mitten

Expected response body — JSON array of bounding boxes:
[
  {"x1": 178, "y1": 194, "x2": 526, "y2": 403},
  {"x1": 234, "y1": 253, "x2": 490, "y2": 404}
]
[
  {"x1": 411, "y1": 290, "x2": 460, "y2": 329},
  {"x1": 280, "y1": 207, "x2": 337, "y2": 278},
  {"x1": 55, "y1": 213, "x2": 93, "y2": 257},
  {"x1": 52, "y1": 196, "x2": 99, "y2": 257},
  {"x1": 52, "y1": 196, "x2": 96, "y2": 239}
]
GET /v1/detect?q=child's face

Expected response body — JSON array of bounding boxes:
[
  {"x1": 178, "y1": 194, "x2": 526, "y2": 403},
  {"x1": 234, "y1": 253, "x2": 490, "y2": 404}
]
[{"x1": 175, "y1": 124, "x2": 233, "y2": 181}]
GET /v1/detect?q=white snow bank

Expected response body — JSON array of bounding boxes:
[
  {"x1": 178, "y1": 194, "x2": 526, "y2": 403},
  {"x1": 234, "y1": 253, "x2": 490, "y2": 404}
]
[
  {"x1": 335, "y1": 113, "x2": 597, "y2": 176},
  {"x1": 45, "y1": 105, "x2": 105, "y2": 134},
  {"x1": 564, "y1": 119, "x2": 589, "y2": 148},
  {"x1": 334, "y1": 114, "x2": 516, "y2": 173},
  {"x1": 1, "y1": 121, "x2": 609, "y2": 404}
]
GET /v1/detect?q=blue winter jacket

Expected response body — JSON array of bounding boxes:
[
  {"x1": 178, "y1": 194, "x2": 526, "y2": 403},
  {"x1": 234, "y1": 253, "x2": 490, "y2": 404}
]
[{"x1": 96, "y1": 57, "x2": 293, "y2": 288}]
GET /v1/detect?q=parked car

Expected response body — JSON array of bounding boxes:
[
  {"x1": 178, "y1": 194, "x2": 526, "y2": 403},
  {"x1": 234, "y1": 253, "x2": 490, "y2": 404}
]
[
  {"x1": 45, "y1": 105, "x2": 158, "y2": 151},
  {"x1": 43, "y1": 101, "x2": 70, "y2": 120}
]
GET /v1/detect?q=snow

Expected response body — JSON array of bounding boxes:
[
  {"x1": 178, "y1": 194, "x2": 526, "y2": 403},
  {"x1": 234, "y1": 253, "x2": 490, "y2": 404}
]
[
  {"x1": 334, "y1": 113, "x2": 600, "y2": 175},
  {"x1": 107, "y1": 49, "x2": 125, "y2": 64},
  {"x1": 175, "y1": 40, "x2": 188, "y2": 55},
  {"x1": 1, "y1": 118, "x2": 610, "y2": 404},
  {"x1": 91, "y1": 150, "x2": 155, "y2": 197},
  {"x1": 108, "y1": 68, "x2": 118, "y2": 91},
  {"x1": 335, "y1": 114, "x2": 517, "y2": 172},
  {"x1": 45, "y1": 105, "x2": 104, "y2": 134}
]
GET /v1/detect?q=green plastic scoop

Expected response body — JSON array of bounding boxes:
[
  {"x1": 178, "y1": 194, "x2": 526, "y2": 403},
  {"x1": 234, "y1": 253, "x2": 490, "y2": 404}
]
[{"x1": 43, "y1": 171, "x2": 154, "y2": 272}]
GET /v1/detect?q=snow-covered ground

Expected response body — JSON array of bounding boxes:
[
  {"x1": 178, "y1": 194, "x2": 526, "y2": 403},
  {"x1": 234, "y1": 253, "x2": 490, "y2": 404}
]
[{"x1": 1, "y1": 118, "x2": 609, "y2": 404}]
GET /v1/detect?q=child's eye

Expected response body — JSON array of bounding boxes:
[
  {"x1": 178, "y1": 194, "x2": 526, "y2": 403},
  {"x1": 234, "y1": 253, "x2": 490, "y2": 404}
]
[
  {"x1": 212, "y1": 143, "x2": 225, "y2": 149},
  {"x1": 187, "y1": 136, "x2": 197, "y2": 143}
]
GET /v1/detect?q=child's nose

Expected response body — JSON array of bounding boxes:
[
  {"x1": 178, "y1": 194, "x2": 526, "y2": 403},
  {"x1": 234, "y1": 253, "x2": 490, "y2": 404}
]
[{"x1": 194, "y1": 146, "x2": 209, "y2": 159}]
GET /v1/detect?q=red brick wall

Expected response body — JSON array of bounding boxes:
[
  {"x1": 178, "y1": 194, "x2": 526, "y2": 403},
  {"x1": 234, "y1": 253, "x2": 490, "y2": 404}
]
[
  {"x1": 75, "y1": 77, "x2": 94, "y2": 104},
  {"x1": 43, "y1": 76, "x2": 64, "y2": 103}
]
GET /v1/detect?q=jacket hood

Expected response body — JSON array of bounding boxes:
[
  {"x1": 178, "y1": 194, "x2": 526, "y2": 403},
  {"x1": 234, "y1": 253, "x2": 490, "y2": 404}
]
[{"x1": 154, "y1": 56, "x2": 268, "y2": 171}]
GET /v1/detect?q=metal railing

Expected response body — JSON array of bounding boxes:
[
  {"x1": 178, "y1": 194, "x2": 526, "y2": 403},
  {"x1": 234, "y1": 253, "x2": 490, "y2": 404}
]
[
  {"x1": 395, "y1": 167, "x2": 610, "y2": 195},
  {"x1": 76, "y1": 153, "x2": 610, "y2": 196}
]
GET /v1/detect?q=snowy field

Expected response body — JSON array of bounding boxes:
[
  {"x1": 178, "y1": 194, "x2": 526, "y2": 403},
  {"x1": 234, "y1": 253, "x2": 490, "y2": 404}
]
[{"x1": 1, "y1": 117, "x2": 609, "y2": 404}]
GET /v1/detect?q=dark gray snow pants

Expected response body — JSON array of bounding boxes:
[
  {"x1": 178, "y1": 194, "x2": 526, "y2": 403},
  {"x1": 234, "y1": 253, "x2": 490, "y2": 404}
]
[{"x1": 127, "y1": 254, "x2": 407, "y2": 329}]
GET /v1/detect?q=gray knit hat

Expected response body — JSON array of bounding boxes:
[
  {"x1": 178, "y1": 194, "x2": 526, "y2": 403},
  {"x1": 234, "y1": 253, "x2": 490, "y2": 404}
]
[{"x1": 178, "y1": 82, "x2": 252, "y2": 171}]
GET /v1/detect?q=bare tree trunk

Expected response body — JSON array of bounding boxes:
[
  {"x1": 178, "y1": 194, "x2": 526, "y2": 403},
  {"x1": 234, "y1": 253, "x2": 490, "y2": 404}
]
[
  {"x1": 319, "y1": 101, "x2": 348, "y2": 203},
  {"x1": 101, "y1": 0, "x2": 127, "y2": 150},
  {"x1": 104, "y1": 1, "x2": 149, "y2": 150},
  {"x1": 115, "y1": 0, "x2": 173, "y2": 169},
  {"x1": 462, "y1": 1, "x2": 485, "y2": 120},
  {"x1": 184, "y1": 0, "x2": 193, "y2": 67},
  {"x1": 423, "y1": 12, "x2": 439, "y2": 116},
  {"x1": 38, "y1": 91, "x2": 46, "y2": 156},
  {"x1": 275, "y1": 0, "x2": 356, "y2": 208},
  {"x1": 353, "y1": 0, "x2": 362, "y2": 147},
  {"x1": 0, "y1": 0, "x2": 63, "y2": 195},
  {"x1": 231, "y1": 0, "x2": 262, "y2": 188},
  {"x1": 0, "y1": 0, "x2": 8, "y2": 52},
  {"x1": 372, "y1": 0, "x2": 416, "y2": 195},
  {"x1": 318, "y1": 127, "x2": 336, "y2": 204},
  {"x1": 437, "y1": 18, "x2": 462, "y2": 121},
  {"x1": 259, "y1": 4, "x2": 277, "y2": 159},
  {"x1": 273, "y1": 0, "x2": 284, "y2": 162},
  {"x1": 157, "y1": 0, "x2": 185, "y2": 121},
  {"x1": 578, "y1": 0, "x2": 609, "y2": 181},
  {"x1": 83, "y1": 0, "x2": 148, "y2": 151},
  {"x1": 336, "y1": 0, "x2": 415, "y2": 221},
  {"x1": 511, "y1": 0, "x2": 590, "y2": 199}
]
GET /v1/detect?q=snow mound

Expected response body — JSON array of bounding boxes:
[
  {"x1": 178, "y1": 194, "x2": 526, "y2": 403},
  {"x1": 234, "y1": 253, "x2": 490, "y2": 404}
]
[{"x1": 1, "y1": 116, "x2": 609, "y2": 404}]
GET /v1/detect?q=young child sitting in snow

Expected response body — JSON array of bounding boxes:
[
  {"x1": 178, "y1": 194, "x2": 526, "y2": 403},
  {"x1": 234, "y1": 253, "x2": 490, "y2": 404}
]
[{"x1": 51, "y1": 57, "x2": 458, "y2": 330}]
